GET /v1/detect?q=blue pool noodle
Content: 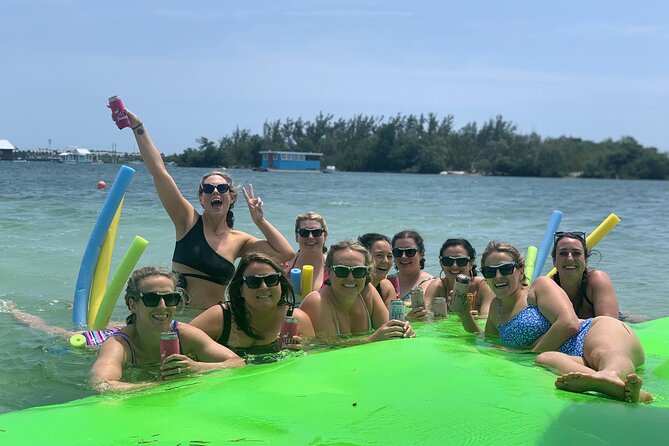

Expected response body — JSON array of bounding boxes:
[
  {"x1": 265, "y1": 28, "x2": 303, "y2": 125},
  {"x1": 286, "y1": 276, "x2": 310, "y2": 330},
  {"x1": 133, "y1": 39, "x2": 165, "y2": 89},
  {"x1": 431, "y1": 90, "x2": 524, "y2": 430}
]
[
  {"x1": 290, "y1": 268, "x2": 302, "y2": 296},
  {"x1": 72, "y1": 166, "x2": 135, "y2": 329},
  {"x1": 531, "y1": 210, "x2": 563, "y2": 283}
]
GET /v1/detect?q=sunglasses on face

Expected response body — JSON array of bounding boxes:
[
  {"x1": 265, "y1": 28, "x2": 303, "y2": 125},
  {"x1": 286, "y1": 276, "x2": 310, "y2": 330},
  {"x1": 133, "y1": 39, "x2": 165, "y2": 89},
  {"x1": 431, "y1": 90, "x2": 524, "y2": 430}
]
[
  {"x1": 136, "y1": 291, "x2": 182, "y2": 307},
  {"x1": 481, "y1": 262, "x2": 518, "y2": 279},
  {"x1": 331, "y1": 265, "x2": 369, "y2": 279},
  {"x1": 297, "y1": 228, "x2": 324, "y2": 238},
  {"x1": 554, "y1": 231, "x2": 586, "y2": 244},
  {"x1": 440, "y1": 256, "x2": 471, "y2": 267},
  {"x1": 392, "y1": 248, "x2": 418, "y2": 258},
  {"x1": 200, "y1": 183, "x2": 230, "y2": 194},
  {"x1": 243, "y1": 273, "x2": 281, "y2": 289}
]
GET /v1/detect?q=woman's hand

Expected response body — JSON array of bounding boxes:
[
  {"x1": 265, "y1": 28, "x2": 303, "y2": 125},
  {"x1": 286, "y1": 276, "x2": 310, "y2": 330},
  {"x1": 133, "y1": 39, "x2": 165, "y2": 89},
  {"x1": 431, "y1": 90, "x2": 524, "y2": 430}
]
[
  {"x1": 109, "y1": 106, "x2": 142, "y2": 129},
  {"x1": 160, "y1": 354, "x2": 198, "y2": 380},
  {"x1": 367, "y1": 320, "x2": 412, "y2": 343},
  {"x1": 284, "y1": 335, "x2": 305, "y2": 351},
  {"x1": 242, "y1": 184, "x2": 265, "y2": 225},
  {"x1": 406, "y1": 306, "x2": 428, "y2": 322}
]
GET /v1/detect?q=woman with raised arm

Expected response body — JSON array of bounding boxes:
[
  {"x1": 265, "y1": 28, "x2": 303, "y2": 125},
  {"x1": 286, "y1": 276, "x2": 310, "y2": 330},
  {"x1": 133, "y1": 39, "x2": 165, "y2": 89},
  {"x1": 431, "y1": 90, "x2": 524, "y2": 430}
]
[
  {"x1": 452, "y1": 241, "x2": 651, "y2": 403},
  {"x1": 90, "y1": 267, "x2": 243, "y2": 392},
  {"x1": 113, "y1": 108, "x2": 294, "y2": 309}
]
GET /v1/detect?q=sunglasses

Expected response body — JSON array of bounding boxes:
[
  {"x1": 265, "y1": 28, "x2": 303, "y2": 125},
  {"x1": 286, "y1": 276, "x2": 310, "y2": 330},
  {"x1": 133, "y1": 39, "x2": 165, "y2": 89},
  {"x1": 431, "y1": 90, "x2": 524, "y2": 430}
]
[
  {"x1": 243, "y1": 273, "x2": 281, "y2": 289},
  {"x1": 440, "y1": 256, "x2": 471, "y2": 267},
  {"x1": 200, "y1": 183, "x2": 230, "y2": 194},
  {"x1": 136, "y1": 291, "x2": 182, "y2": 307},
  {"x1": 554, "y1": 231, "x2": 586, "y2": 243},
  {"x1": 331, "y1": 265, "x2": 369, "y2": 279},
  {"x1": 297, "y1": 228, "x2": 324, "y2": 238},
  {"x1": 392, "y1": 248, "x2": 418, "y2": 258},
  {"x1": 481, "y1": 262, "x2": 518, "y2": 279}
]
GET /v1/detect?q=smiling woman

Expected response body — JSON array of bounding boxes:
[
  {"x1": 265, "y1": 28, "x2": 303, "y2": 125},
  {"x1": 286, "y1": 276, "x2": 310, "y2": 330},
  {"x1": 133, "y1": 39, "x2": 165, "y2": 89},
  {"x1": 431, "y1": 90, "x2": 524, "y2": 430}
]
[{"x1": 111, "y1": 105, "x2": 295, "y2": 310}]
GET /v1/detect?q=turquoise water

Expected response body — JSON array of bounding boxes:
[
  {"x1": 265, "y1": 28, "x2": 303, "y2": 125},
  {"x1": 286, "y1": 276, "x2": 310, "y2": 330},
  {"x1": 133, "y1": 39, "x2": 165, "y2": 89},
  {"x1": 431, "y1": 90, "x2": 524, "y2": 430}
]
[{"x1": 1, "y1": 162, "x2": 668, "y2": 413}]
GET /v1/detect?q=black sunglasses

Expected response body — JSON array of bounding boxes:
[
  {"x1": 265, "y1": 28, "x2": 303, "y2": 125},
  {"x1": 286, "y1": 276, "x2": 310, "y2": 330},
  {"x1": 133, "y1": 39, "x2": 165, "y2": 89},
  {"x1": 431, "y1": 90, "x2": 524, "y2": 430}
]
[
  {"x1": 331, "y1": 265, "x2": 369, "y2": 279},
  {"x1": 440, "y1": 256, "x2": 471, "y2": 267},
  {"x1": 392, "y1": 248, "x2": 418, "y2": 258},
  {"x1": 243, "y1": 273, "x2": 281, "y2": 289},
  {"x1": 554, "y1": 231, "x2": 586, "y2": 244},
  {"x1": 297, "y1": 228, "x2": 324, "y2": 238},
  {"x1": 481, "y1": 262, "x2": 518, "y2": 279},
  {"x1": 136, "y1": 291, "x2": 182, "y2": 307},
  {"x1": 200, "y1": 183, "x2": 230, "y2": 194}
]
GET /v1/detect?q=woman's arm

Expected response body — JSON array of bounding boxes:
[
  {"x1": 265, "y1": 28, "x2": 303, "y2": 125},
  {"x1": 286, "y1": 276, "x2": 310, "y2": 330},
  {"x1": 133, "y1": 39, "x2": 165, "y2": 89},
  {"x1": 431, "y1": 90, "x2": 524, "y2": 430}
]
[
  {"x1": 124, "y1": 110, "x2": 195, "y2": 234},
  {"x1": 189, "y1": 304, "x2": 225, "y2": 341},
  {"x1": 90, "y1": 337, "x2": 150, "y2": 392},
  {"x1": 293, "y1": 308, "x2": 316, "y2": 338},
  {"x1": 379, "y1": 279, "x2": 398, "y2": 308},
  {"x1": 423, "y1": 279, "x2": 446, "y2": 309},
  {"x1": 531, "y1": 277, "x2": 580, "y2": 353},
  {"x1": 237, "y1": 185, "x2": 295, "y2": 262},
  {"x1": 587, "y1": 270, "x2": 620, "y2": 318},
  {"x1": 474, "y1": 278, "x2": 496, "y2": 319}
]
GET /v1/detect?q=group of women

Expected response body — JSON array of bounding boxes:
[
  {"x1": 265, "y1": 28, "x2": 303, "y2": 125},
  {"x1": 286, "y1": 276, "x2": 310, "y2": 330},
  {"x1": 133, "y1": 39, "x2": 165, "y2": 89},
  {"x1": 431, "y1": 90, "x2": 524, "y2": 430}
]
[{"x1": 57, "y1": 108, "x2": 651, "y2": 402}]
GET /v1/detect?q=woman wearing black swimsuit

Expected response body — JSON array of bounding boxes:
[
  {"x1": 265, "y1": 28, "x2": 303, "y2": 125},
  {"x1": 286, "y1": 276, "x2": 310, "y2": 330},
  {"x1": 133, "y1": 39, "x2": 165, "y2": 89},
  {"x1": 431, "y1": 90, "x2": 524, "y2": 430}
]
[{"x1": 114, "y1": 107, "x2": 295, "y2": 310}]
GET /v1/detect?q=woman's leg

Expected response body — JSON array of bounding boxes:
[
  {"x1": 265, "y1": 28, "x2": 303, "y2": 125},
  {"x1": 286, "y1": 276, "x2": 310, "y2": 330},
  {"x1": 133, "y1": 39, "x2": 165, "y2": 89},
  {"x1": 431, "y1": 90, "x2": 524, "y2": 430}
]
[{"x1": 535, "y1": 351, "x2": 592, "y2": 374}]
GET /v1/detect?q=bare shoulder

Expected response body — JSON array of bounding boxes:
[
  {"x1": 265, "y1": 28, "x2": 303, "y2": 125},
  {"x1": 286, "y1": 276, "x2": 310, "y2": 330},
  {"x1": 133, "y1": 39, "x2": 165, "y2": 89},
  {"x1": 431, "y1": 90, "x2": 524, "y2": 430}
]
[{"x1": 587, "y1": 269, "x2": 613, "y2": 285}]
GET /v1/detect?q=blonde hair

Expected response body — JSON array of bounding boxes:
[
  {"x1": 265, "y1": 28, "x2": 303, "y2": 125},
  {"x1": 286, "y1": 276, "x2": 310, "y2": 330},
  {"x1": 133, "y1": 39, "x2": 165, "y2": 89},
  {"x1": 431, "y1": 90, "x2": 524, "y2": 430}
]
[
  {"x1": 295, "y1": 212, "x2": 329, "y2": 253},
  {"x1": 481, "y1": 241, "x2": 528, "y2": 284}
]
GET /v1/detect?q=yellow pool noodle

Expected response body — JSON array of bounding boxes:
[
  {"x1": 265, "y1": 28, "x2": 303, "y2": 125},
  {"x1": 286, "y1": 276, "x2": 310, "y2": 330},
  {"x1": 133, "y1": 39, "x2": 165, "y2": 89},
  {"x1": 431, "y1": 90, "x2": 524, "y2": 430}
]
[
  {"x1": 546, "y1": 213, "x2": 620, "y2": 278},
  {"x1": 301, "y1": 265, "x2": 314, "y2": 296},
  {"x1": 69, "y1": 334, "x2": 87, "y2": 348},
  {"x1": 91, "y1": 236, "x2": 149, "y2": 330},
  {"x1": 88, "y1": 198, "x2": 124, "y2": 326},
  {"x1": 524, "y1": 246, "x2": 537, "y2": 283}
]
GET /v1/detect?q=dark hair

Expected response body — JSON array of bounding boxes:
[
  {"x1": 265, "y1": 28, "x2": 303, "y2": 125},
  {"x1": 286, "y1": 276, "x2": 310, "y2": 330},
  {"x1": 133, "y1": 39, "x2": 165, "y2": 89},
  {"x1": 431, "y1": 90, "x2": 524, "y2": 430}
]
[
  {"x1": 226, "y1": 252, "x2": 295, "y2": 340},
  {"x1": 199, "y1": 171, "x2": 236, "y2": 228},
  {"x1": 551, "y1": 233, "x2": 590, "y2": 313},
  {"x1": 392, "y1": 230, "x2": 426, "y2": 269},
  {"x1": 481, "y1": 241, "x2": 528, "y2": 285},
  {"x1": 439, "y1": 238, "x2": 478, "y2": 277},
  {"x1": 124, "y1": 266, "x2": 183, "y2": 325},
  {"x1": 357, "y1": 233, "x2": 391, "y2": 250}
]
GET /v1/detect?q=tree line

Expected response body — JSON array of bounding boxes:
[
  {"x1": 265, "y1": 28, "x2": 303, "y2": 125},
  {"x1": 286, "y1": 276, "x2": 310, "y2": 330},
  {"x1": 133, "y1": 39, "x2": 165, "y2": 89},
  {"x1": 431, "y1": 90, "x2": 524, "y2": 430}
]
[{"x1": 165, "y1": 113, "x2": 669, "y2": 179}]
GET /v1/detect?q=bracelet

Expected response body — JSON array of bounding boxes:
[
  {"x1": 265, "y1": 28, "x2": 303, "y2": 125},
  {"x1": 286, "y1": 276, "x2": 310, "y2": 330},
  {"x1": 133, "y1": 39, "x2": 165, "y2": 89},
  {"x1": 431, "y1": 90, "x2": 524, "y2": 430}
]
[{"x1": 132, "y1": 122, "x2": 144, "y2": 131}]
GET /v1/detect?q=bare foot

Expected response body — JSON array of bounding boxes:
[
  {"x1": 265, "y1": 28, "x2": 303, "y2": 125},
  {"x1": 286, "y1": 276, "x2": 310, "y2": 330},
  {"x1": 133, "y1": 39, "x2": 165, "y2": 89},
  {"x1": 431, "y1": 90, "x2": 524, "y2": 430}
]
[
  {"x1": 555, "y1": 371, "x2": 628, "y2": 402},
  {"x1": 624, "y1": 374, "x2": 653, "y2": 403}
]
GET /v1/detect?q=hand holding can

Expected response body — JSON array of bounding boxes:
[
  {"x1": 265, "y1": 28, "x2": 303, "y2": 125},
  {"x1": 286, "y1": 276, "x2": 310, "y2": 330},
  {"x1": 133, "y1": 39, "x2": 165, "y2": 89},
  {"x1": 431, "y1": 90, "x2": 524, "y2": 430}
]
[
  {"x1": 160, "y1": 331, "x2": 180, "y2": 367},
  {"x1": 279, "y1": 316, "x2": 298, "y2": 350},
  {"x1": 410, "y1": 287, "x2": 425, "y2": 309},
  {"x1": 450, "y1": 274, "x2": 470, "y2": 313},
  {"x1": 108, "y1": 95, "x2": 131, "y2": 129},
  {"x1": 433, "y1": 297, "x2": 448, "y2": 318},
  {"x1": 389, "y1": 299, "x2": 406, "y2": 322}
]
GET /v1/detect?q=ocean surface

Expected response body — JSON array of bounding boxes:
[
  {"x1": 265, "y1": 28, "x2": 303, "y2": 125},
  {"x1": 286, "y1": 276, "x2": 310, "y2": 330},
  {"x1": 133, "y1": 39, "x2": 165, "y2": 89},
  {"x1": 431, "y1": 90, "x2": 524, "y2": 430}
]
[{"x1": 1, "y1": 162, "x2": 668, "y2": 414}]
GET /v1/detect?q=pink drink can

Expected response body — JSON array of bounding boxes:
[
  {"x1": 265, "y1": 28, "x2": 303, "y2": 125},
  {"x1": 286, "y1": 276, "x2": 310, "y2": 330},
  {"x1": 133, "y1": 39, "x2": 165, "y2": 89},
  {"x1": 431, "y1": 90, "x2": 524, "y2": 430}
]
[
  {"x1": 160, "y1": 331, "x2": 180, "y2": 365},
  {"x1": 450, "y1": 274, "x2": 471, "y2": 313},
  {"x1": 387, "y1": 274, "x2": 400, "y2": 297},
  {"x1": 108, "y1": 95, "x2": 131, "y2": 129},
  {"x1": 279, "y1": 316, "x2": 298, "y2": 350},
  {"x1": 433, "y1": 297, "x2": 448, "y2": 318},
  {"x1": 389, "y1": 299, "x2": 406, "y2": 322}
]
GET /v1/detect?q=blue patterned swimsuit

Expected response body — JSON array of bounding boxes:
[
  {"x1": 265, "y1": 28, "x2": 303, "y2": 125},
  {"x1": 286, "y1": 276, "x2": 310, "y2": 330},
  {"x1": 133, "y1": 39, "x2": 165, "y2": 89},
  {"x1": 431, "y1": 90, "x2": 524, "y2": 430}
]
[{"x1": 498, "y1": 301, "x2": 593, "y2": 357}]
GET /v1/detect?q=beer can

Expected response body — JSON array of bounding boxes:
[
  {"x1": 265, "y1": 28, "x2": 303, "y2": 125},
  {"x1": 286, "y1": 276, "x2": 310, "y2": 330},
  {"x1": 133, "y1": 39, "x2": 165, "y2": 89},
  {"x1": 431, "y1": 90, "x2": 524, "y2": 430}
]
[
  {"x1": 450, "y1": 274, "x2": 470, "y2": 313},
  {"x1": 108, "y1": 95, "x2": 131, "y2": 129},
  {"x1": 160, "y1": 331, "x2": 180, "y2": 365},
  {"x1": 410, "y1": 287, "x2": 425, "y2": 309},
  {"x1": 433, "y1": 297, "x2": 448, "y2": 318},
  {"x1": 389, "y1": 299, "x2": 406, "y2": 322},
  {"x1": 279, "y1": 316, "x2": 298, "y2": 350}
]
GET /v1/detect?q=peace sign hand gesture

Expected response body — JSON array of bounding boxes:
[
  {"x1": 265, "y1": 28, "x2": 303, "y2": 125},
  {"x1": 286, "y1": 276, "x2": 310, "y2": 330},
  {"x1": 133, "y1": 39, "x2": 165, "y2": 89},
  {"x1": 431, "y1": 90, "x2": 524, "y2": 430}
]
[{"x1": 242, "y1": 184, "x2": 265, "y2": 225}]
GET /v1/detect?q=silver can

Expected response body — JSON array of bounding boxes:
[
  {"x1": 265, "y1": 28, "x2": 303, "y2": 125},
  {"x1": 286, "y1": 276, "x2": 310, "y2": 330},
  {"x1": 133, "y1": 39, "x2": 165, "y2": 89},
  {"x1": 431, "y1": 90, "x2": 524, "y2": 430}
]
[
  {"x1": 389, "y1": 299, "x2": 406, "y2": 322},
  {"x1": 433, "y1": 297, "x2": 448, "y2": 318},
  {"x1": 410, "y1": 287, "x2": 425, "y2": 309}
]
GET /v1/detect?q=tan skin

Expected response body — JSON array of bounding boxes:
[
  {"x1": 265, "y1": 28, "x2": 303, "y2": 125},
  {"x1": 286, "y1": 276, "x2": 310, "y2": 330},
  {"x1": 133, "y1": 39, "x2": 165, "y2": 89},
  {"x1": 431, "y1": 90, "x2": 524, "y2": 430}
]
[
  {"x1": 190, "y1": 262, "x2": 315, "y2": 352},
  {"x1": 284, "y1": 219, "x2": 327, "y2": 293},
  {"x1": 117, "y1": 110, "x2": 294, "y2": 309},
  {"x1": 454, "y1": 250, "x2": 651, "y2": 403},
  {"x1": 368, "y1": 240, "x2": 398, "y2": 308},
  {"x1": 393, "y1": 238, "x2": 434, "y2": 322},
  {"x1": 424, "y1": 244, "x2": 495, "y2": 318},
  {"x1": 90, "y1": 275, "x2": 244, "y2": 392},
  {"x1": 552, "y1": 236, "x2": 619, "y2": 318},
  {"x1": 300, "y1": 249, "x2": 415, "y2": 344}
]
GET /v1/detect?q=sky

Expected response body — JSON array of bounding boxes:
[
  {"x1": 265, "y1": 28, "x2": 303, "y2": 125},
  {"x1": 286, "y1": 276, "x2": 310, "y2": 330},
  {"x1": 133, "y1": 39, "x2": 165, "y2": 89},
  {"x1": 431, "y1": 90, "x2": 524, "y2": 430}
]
[{"x1": 1, "y1": 0, "x2": 668, "y2": 154}]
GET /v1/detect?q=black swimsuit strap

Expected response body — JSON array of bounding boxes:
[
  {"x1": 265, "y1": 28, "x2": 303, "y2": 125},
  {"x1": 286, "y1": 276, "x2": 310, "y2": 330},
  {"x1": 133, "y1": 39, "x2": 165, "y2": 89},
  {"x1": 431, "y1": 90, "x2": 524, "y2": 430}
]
[{"x1": 217, "y1": 303, "x2": 233, "y2": 346}]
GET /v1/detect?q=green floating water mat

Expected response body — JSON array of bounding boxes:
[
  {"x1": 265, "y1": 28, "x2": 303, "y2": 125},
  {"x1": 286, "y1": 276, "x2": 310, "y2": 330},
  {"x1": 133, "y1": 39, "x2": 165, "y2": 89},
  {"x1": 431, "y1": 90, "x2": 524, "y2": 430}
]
[{"x1": 1, "y1": 317, "x2": 668, "y2": 445}]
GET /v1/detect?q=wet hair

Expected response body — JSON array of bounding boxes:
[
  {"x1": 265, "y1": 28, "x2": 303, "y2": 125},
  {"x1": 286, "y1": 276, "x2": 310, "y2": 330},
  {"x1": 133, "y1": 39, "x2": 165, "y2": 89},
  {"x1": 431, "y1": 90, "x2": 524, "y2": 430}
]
[
  {"x1": 226, "y1": 252, "x2": 295, "y2": 340},
  {"x1": 124, "y1": 266, "x2": 183, "y2": 325},
  {"x1": 481, "y1": 241, "x2": 528, "y2": 285},
  {"x1": 550, "y1": 233, "x2": 590, "y2": 314},
  {"x1": 294, "y1": 212, "x2": 329, "y2": 253},
  {"x1": 357, "y1": 233, "x2": 391, "y2": 251},
  {"x1": 324, "y1": 240, "x2": 372, "y2": 285},
  {"x1": 199, "y1": 171, "x2": 237, "y2": 228},
  {"x1": 391, "y1": 230, "x2": 426, "y2": 269},
  {"x1": 439, "y1": 238, "x2": 479, "y2": 277}
]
